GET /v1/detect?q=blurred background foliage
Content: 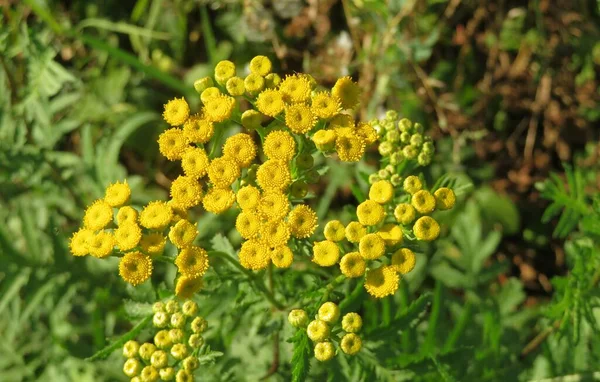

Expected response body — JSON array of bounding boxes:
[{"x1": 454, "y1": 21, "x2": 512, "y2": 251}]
[{"x1": 1, "y1": 0, "x2": 599, "y2": 381}]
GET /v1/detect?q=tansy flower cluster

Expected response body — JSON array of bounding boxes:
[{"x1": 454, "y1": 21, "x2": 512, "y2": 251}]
[
  {"x1": 315, "y1": 174, "x2": 456, "y2": 298},
  {"x1": 288, "y1": 302, "x2": 363, "y2": 361},
  {"x1": 371, "y1": 112, "x2": 435, "y2": 174},
  {"x1": 122, "y1": 300, "x2": 207, "y2": 382}
]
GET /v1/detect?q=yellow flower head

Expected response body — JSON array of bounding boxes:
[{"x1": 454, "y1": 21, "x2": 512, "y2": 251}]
[
  {"x1": 314, "y1": 341, "x2": 335, "y2": 362},
  {"x1": 83, "y1": 199, "x2": 113, "y2": 231},
  {"x1": 279, "y1": 74, "x2": 312, "y2": 103},
  {"x1": 114, "y1": 223, "x2": 142, "y2": 251},
  {"x1": 222, "y1": 133, "x2": 257, "y2": 168},
  {"x1": 140, "y1": 201, "x2": 173, "y2": 230},
  {"x1": 288, "y1": 308, "x2": 308, "y2": 328},
  {"x1": 200, "y1": 87, "x2": 221, "y2": 103},
  {"x1": 307, "y1": 319, "x2": 330, "y2": 342},
  {"x1": 255, "y1": 89, "x2": 285, "y2": 117},
  {"x1": 250, "y1": 55, "x2": 272, "y2": 76},
  {"x1": 263, "y1": 130, "x2": 296, "y2": 161},
  {"x1": 434, "y1": 187, "x2": 456, "y2": 210},
  {"x1": 285, "y1": 103, "x2": 316, "y2": 134},
  {"x1": 256, "y1": 159, "x2": 292, "y2": 192},
  {"x1": 411, "y1": 190, "x2": 436, "y2": 214},
  {"x1": 203, "y1": 94, "x2": 235, "y2": 123},
  {"x1": 332, "y1": 76, "x2": 360, "y2": 110},
  {"x1": 208, "y1": 157, "x2": 241, "y2": 188},
  {"x1": 226, "y1": 76, "x2": 245, "y2": 96},
  {"x1": 163, "y1": 98, "x2": 190, "y2": 126},
  {"x1": 117, "y1": 206, "x2": 138, "y2": 226},
  {"x1": 356, "y1": 200, "x2": 385, "y2": 226},
  {"x1": 244, "y1": 73, "x2": 265, "y2": 93},
  {"x1": 238, "y1": 239, "x2": 270, "y2": 270},
  {"x1": 168, "y1": 219, "x2": 198, "y2": 249},
  {"x1": 151, "y1": 350, "x2": 168, "y2": 369},
  {"x1": 119, "y1": 251, "x2": 153, "y2": 286},
  {"x1": 413, "y1": 216, "x2": 440, "y2": 241},
  {"x1": 340, "y1": 333, "x2": 362, "y2": 355},
  {"x1": 202, "y1": 187, "x2": 236, "y2": 214},
  {"x1": 123, "y1": 358, "x2": 142, "y2": 378},
  {"x1": 312, "y1": 129, "x2": 336, "y2": 151},
  {"x1": 140, "y1": 233, "x2": 167, "y2": 256},
  {"x1": 214, "y1": 60, "x2": 236, "y2": 84},
  {"x1": 329, "y1": 113, "x2": 354, "y2": 129},
  {"x1": 369, "y1": 180, "x2": 394, "y2": 204},
  {"x1": 259, "y1": 192, "x2": 289, "y2": 221},
  {"x1": 175, "y1": 246, "x2": 209, "y2": 278},
  {"x1": 342, "y1": 312, "x2": 363, "y2": 333},
  {"x1": 69, "y1": 228, "x2": 94, "y2": 256},
  {"x1": 312, "y1": 240, "x2": 340, "y2": 267},
  {"x1": 311, "y1": 92, "x2": 341, "y2": 119},
  {"x1": 194, "y1": 76, "x2": 213, "y2": 93},
  {"x1": 175, "y1": 275, "x2": 204, "y2": 299},
  {"x1": 236, "y1": 185, "x2": 261, "y2": 211},
  {"x1": 403, "y1": 175, "x2": 422, "y2": 195},
  {"x1": 183, "y1": 116, "x2": 214, "y2": 144},
  {"x1": 287, "y1": 204, "x2": 318, "y2": 238},
  {"x1": 359, "y1": 233, "x2": 386, "y2": 260},
  {"x1": 235, "y1": 211, "x2": 260, "y2": 239},
  {"x1": 104, "y1": 181, "x2": 131, "y2": 207},
  {"x1": 158, "y1": 128, "x2": 189, "y2": 161},
  {"x1": 391, "y1": 248, "x2": 416, "y2": 274},
  {"x1": 335, "y1": 134, "x2": 365, "y2": 162},
  {"x1": 260, "y1": 220, "x2": 291, "y2": 247},
  {"x1": 88, "y1": 230, "x2": 115, "y2": 258},
  {"x1": 241, "y1": 109, "x2": 263, "y2": 130},
  {"x1": 123, "y1": 340, "x2": 140, "y2": 358},
  {"x1": 324, "y1": 220, "x2": 345, "y2": 242},
  {"x1": 138, "y1": 342, "x2": 156, "y2": 361},
  {"x1": 265, "y1": 73, "x2": 281, "y2": 88},
  {"x1": 181, "y1": 147, "x2": 210, "y2": 179},
  {"x1": 339, "y1": 252, "x2": 366, "y2": 278},
  {"x1": 345, "y1": 221, "x2": 367, "y2": 243},
  {"x1": 318, "y1": 302, "x2": 340, "y2": 323},
  {"x1": 394, "y1": 203, "x2": 416, "y2": 225},
  {"x1": 355, "y1": 122, "x2": 378, "y2": 144},
  {"x1": 271, "y1": 246, "x2": 294, "y2": 268},
  {"x1": 170, "y1": 176, "x2": 203, "y2": 209},
  {"x1": 377, "y1": 224, "x2": 403, "y2": 246},
  {"x1": 364, "y1": 265, "x2": 399, "y2": 298}
]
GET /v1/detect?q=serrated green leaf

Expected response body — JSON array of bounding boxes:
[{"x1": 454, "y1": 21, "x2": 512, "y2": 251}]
[{"x1": 86, "y1": 315, "x2": 152, "y2": 361}]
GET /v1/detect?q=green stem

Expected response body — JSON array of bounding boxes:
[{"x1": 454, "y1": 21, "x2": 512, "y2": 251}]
[
  {"x1": 423, "y1": 280, "x2": 443, "y2": 355},
  {"x1": 399, "y1": 279, "x2": 414, "y2": 352},
  {"x1": 443, "y1": 299, "x2": 472, "y2": 352},
  {"x1": 209, "y1": 251, "x2": 285, "y2": 310}
]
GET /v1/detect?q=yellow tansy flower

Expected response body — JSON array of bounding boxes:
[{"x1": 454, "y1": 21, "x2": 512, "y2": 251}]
[
  {"x1": 183, "y1": 116, "x2": 214, "y2": 144},
  {"x1": 345, "y1": 221, "x2": 367, "y2": 243},
  {"x1": 342, "y1": 312, "x2": 363, "y2": 333},
  {"x1": 364, "y1": 265, "x2": 399, "y2": 298},
  {"x1": 329, "y1": 113, "x2": 354, "y2": 129},
  {"x1": 168, "y1": 219, "x2": 198, "y2": 249},
  {"x1": 318, "y1": 302, "x2": 340, "y2": 323},
  {"x1": 202, "y1": 187, "x2": 236, "y2": 214},
  {"x1": 238, "y1": 239, "x2": 270, "y2": 270},
  {"x1": 279, "y1": 74, "x2": 312, "y2": 103},
  {"x1": 356, "y1": 200, "x2": 385, "y2": 226},
  {"x1": 287, "y1": 204, "x2": 318, "y2": 238},
  {"x1": 434, "y1": 187, "x2": 456, "y2": 210},
  {"x1": 200, "y1": 87, "x2": 221, "y2": 103},
  {"x1": 285, "y1": 103, "x2": 316, "y2": 134},
  {"x1": 311, "y1": 91, "x2": 341, "y2": 119},
  {"x1": 369, "y1": 180, "x2": 394, "y2": 204},
  {"x1": 263, "y1": 130, "x2": 296, "y2": 161},
  {"x1": 83, "y1": 199, "x2": 113, "y2": 231},
  {"x1": 214, "y1": 60, "x2": 235, "y2": 85},
  {"x1": 140, "y1": 201, "x2": 173, "y2": 230},
  {"x1": 175, "y1": 246, "x2": 209, "y2": 278},
  {"x1": 312, "y1": 240, "x2": 340, "y2": 267},
  {"x1": 241, "y1": 109, "x2": 263, "y2": 130},
  {"x1": 411, "y1": 190, "x2": 436, "y2": 214},
  {"x1": 264, "y1": 72, "x2": 281, "y2": 88},
  {"x1": 255, "y1": 89, "x2": 285, "y2": 117},
  {"x1": 324, "y1": 220, "x2": 345, "y2": 242},
  {"x1": 181, "y1": 147, "x2": 210, "y2": 179},
  {"x1": 259, "y1": 192, "x2": 289, "y2": 221},
  {"x1": 163, "y1": 98, "x2": 190, "y2": 126},
  {"x1": 140, "y1": 233, "x2": 167, "y2": 256},
  {"x1": 249, "y1": 55, "x2": 272, "y2": 76},
  {"x1": 69, "y1": 228, "x2": 94, "y2": 256},
  {"x1": 119, "y1": 251, "x2": 153, "y2": 286},
  {"x1": 312, "y1": 129, "x2": 336, "y2": 151},
  {"x1": 222, "y1": 133, "x2": 257, "y2": 168},
  {"x1": 260, "y1": 220, "x2": 291, "y2": 247},
  {"x1": 314, "y1": 342, "x2": 335, "y2": 362},
  {"x1": 236, "y1": 185, "x2": 261, "y2": 211},
  {"x1": 256, "y1": 159, "x2": 292, "y2": 192},
  {"x1": 394, "y1": 203, "x2": 416, "y2": 225},
  {"x1": 413, "y1": 216, "x2": 440, "y2": 241},
  {"x1": 226, "y1": 76, "x2": 245, "y2": 96},
  {"x1": 170, "y1": 176, "x2": 203, "y2": 209},
  {"x1": 203, "y1": 94, "x2": 235, "y2": 123},
  {"x1": 403, "y1": 175, "x2": 422, "y2": 195},
  {"x1": 340, "y1": 333, "x2": 362, "y2": 355},
  {"x1": 335, "y1": 134, "x2": 365, "y2": 162},
  {"x1": 244, "y1": 73, "x2": 265, "y2": 93},
  {"x1": 339, "y1": 252, "x2": 366, "y2": 278},
  {"x1": 377, "y1": 224, "x2": 403, "y2": 246},
  {"x1": 193, "y1": 76, "x2": 213, "y2": 93},
  {"x1": 116, "y1": 206, "x2": 138, "y2": 226},
  {"x1": 332, "y1": 76, "x2": 360, "y2": 110},
  {"x1": 158, "y1": 128, "x2": 189, "y2": 161},
  {"x1": 355, "y1": 122, "x2": 378, "y2": 145},
  {"x1": 114, "y1": 223, "x2": 142, "y2": 251},
  {"x1": 391, "y1": 248, "x2": 416, "y2": 274},
  {"x1": 271, "y1": 246, "x2": 293, "y2": 268},
  {"x1": 104, "y1": 181, "x2": 131, "y2": 207},
  {"x1": 175, "y1": 275, "x2": 204, "y2": 299},
  {"x1": 358, "y1": 233, "x2": 386, "y2": 260},
  {"x1": 235, "y1": 211, "x2": 260, "y2": 239},
  {"x1": 207, "y1": 157, "x2": 241, "y2": 188},
  {"x1": 306, "y1": 319, "x2": 330, "y2": 342}
]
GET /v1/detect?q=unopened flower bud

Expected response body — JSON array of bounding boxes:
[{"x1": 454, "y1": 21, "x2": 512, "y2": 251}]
[{"x1": 288, "y1": 309, "x2": 309, "y2": 328}]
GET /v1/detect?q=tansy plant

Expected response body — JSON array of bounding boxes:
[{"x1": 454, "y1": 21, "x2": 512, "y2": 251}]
[{"x1": 69, "y1": 55, "x2": 456, "y2": 380}]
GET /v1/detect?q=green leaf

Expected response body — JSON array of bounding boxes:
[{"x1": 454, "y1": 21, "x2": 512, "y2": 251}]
[
  {"x1": 474, "y1": 187, "x2": 520, "y2": 235},
  {"x1": 291, "y1": 331, "x2": 311, "y2": 382},
  {"x1": 86, "y1": 315, "x2": 152, "y2": 361},
  {"x1": 210, "y1": 234, "x2": 236, "y2": 256}
]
